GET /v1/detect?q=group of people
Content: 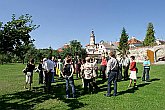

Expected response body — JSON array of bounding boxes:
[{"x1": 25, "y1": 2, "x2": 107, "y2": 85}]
[{"x1": 23, "y1": 51, "x2": 151, "y2": 98}]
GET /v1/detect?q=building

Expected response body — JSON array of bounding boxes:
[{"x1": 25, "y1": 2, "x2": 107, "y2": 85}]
[
  {"x1": 128, "y1": 36, "x2": 143, "y2": 48},
  {"x1": 85, "y1": 30, "x2": 116, "y2": 58}
]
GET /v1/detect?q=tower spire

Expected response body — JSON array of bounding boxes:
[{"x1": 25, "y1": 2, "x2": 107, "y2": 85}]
[{"x1": 90, "y1": 29, "x2": 95, "y2": 45}]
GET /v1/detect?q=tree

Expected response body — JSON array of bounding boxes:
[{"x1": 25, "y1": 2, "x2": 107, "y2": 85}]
[
  {"x1": 143, "y1": 22, "x2": 155, "y2": 46},
  {"x1": 59, "y1": 40, "x2": 86, "y2": 59},
  {"x1": 117, "y1": 27, "x2": 129, "y2": 57},
  {"x1": 0, "y1": 14, "x2": 39, "y2": 64}
]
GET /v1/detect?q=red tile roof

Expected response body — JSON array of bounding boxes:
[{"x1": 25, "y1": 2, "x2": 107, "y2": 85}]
[{"x1": 128, "y1": 37, "x2": 142, "y2": 44}]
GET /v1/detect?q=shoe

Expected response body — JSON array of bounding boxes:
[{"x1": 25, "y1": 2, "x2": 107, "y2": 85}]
[
  {"x1": 73, "y1": 95, "x2": 76, "y2": 98},
  {"x1": 24, "y1": 86, "x2": 28, "y2": 89},
  {"x1": 66, "y1": 95, "x2": 70, "y2": 99},
  {"x1": 113, "y1": 94, "x2": 117, "y2": 96},
  {"x1": 104, "y1": 94, "x2": 110, "y2": 97},
  {"x1": 134, "y1": 85, "x2": 137, "y2": 88}
]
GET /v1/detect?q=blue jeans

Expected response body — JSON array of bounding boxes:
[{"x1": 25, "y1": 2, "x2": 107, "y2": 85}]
[
  {"x1": 142, "y1": 68, "x2": 150, "y2": 81},
  {"x1": 52, "y1": 72, "x2": 55, "y2": 82},
  {"x1": 65, "y1": 76, "x2": 75, "y2": 97},
  {"x1": 107, "y1": 71, "x2": 117, "y2": 96}
]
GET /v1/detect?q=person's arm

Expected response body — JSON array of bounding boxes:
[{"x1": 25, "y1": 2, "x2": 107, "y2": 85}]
[
  {"x1": 68, "y1": 64, "x2": 74, "y2": 78},
  {"x1": 147, "y1": 60, "x2": 151, "y2": 66},
  {"x1": 106, "y1": 60, "x2": 111, "y2": 73}
]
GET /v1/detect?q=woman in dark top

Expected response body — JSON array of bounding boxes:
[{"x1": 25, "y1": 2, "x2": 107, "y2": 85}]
[{"x1": 24, "y1": 59, "x2": 35, "y2": 90}]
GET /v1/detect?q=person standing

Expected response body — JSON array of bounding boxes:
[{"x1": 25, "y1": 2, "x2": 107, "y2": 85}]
[
  {"x1": 142, "y1": 56, "x2": 151, "y2": 82},
  {"x1": 128, "y1": 56, "x2": 137, "y2": 88},
  {"x1": 51, "y1": 56, "x2": 56, "y2": 83},
  {"x1": 75, "y1": 59, "x2": 81, "y2": 79},
  {"x1": 80, "y1": 59, "x2": 86, "y2": 88},
  {"x1": 122, "y1": 55, "x2": 130, "y2": 80},
  {"x1": 105, "y1": 51, "x2": 119, "y2": 97},
  {"x1": 24, "y1": 58, "x2": 35, "y2": 90},
  {"x1": 92, "y1": 59, "x2": 98, "y2": 91},
  {"x1": 43, "y1": 56, "x2": 54, "y2": 93},
  {"x1": 83, "y1": 57, "x2": 94, "y2": 94},
  {"x1": 100, "y1": 56, "x2": 107, "y2": 80},
  {"x1": 37, "y1": 59, "x2": 44, "y2": 84},
  {"x1": 62, "y1": 57, "x2": 76, "y2": 98},
  {"x1": 56, "y1": 59, "x2": 63, "y2": 79}
]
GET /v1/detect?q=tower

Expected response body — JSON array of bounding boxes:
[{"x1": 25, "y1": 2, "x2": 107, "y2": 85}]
[{"x1": 90, "y1": 30, "x2": 95, "y2": 45}]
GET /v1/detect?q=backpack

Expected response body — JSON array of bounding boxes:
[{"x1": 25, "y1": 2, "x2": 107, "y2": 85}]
[{"x1": 63, "y1": 64, "x2": 72, "y2": 76}]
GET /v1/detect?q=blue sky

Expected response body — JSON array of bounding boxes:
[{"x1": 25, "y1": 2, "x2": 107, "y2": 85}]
[{"x1": 0, "y1": 0, "x2": 165, "y2": 49}]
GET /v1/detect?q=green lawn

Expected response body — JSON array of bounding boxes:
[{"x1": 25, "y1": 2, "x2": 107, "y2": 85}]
[{"x1": 0, "y1": 63, "x2": 165, "y2": 110}]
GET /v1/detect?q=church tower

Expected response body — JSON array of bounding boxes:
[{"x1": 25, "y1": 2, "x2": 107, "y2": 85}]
[{"x1": 90, "y1": 30, "x2": 95, "y2": 45}]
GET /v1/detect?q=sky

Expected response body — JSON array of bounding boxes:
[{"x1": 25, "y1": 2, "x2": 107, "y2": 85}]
[{"x1": 0, "y1": 0, "x2": 165, "y2": 49}]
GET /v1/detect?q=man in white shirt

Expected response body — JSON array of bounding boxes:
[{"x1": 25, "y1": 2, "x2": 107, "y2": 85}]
[
  {"x1": 105, "y1": 51, "x2": 119, "y2": 97},
  {"x1": 122, "y1": 55, "x2": 130, "y2": 80},
  {"x1": 43, "y1": 56, "x2": 54, "y2": 93}
]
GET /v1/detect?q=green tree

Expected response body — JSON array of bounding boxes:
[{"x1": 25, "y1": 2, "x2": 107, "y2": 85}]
[
  {"x1": 0, "y1": 14, "x2": 39, "y2": 64},
  {"x1": 59, "y1": 40, "x2": 86, "y2": 59},
  {"x1": 117, "y1": 27, "x2": 129, "y2": 57},
  {"x1": 143, "y1": 22, "x2": 155, "y2": 46}
]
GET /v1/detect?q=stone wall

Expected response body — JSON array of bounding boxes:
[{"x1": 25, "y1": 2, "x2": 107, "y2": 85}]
[{"x1": 128, "y1": 45, "x2": 165, "y2": 63}]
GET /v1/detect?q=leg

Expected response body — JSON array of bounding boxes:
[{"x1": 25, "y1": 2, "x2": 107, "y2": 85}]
[
  {"x1": 128, "y1": 79, "x2": 132, "y2": 87},
  {"x1": 123, "y1": 67, "x2": 127, "y2": 80},
  {"x1": 69, "y1": 77, "x2": 76, "y2": 98},
  {"x1": 52, "y1": 72, "x2": 55, "y2": 82},
  {"x1": 107, "y1": 73, "x2": 115, "y2": 96},
  {"x1": 48, "y1": 72, "x2": 52, "y2": 92},
  {"x1": 89, "y1": 79, "x2": 93, "y2": 93},
  {"x1": 83, "y1": 79, "x2": 88, "y2": 94},
  {"x1": 113, "y1": 73, "x2": 117, "y2": 96},
  {"x1": 65, "y1": 78, "x2": 70, "y2": 98},
  {"x1": 44, "y1": 72, "x2": 48, "y2": 92},
  {"x1": 134, "y1": 80, "x2": 137, "y2": 87},
  {"x1": 146, "y1": 68, "x2": 150, "y2": 81},
  {"x1": 125, "y1": 66, "x2": 129, "y2": 79},
  {"x1": 142, "y1": 68, "x2": 146, "y2": 81}
]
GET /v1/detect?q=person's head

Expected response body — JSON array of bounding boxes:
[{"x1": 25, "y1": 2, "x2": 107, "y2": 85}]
[
  {"x1": 109, "y1": 51, "x2": 116, "y2": 58},
  {"x1": 66, "y1": 58, "x2": 71, "y2": 64},
  {"x1": 85, "y1": 57, "x2": 91, "y2": 62},
  {"x1": 30, "y1": 58, "x2": 34, "y2": 64},
  {"x1": 144, "y1": 56, "x2": 149, "y2": 60},
  {"x1": 52, "y1": 56, "x2": 55, "y2": 61},
  {"x1": 40, "y1": 59, "x2": 43, "y2": 63},
  {"x1": 130, "y1": 56, "x2": 135, "y2": 61},
  {"x1": 58, "y1": 59, "x2": 61, "y2": 62},
  {"x1": 82, "y1": 59, "x2": 86, "y2": 64},
  {"x1": 101, "y1": 56, "x2": 105, "y2": 60},
  {"x1": 43, "y1": 58, "x2": 47, "y2": 62},
  {"x1": 48, "y1": 55, "x2": 52, "y2": 60}
]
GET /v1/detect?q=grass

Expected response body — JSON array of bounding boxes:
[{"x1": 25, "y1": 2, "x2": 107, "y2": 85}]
[{"x1": 0, "y1": 63, "x2": 165, "y2": 110}]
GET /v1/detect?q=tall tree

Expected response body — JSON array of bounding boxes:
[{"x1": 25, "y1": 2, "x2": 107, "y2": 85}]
[
  {"x1": 117, "y1": 27, "x2": 129, "y2": 57},
  {"x1": 143, "y1": 22, "x2": 155, "y2": 46},
  {"x1": 0, "y1": 14, "x2": 39, "y2": 64}
]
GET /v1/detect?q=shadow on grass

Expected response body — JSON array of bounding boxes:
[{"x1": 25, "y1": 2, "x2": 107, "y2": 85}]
[
  {"x1": 150, "y1": 78, "x2": 160, "y2": 82},
  {"x1": 118, "y1": 78, "x2": 160, "y2": 95},
  {"x1": 0, "y1": 82, "x2": 86, "y2": 110}
]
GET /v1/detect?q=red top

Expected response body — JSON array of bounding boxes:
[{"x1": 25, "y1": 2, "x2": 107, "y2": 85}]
[
  {"x1": 130, "y1": 61, "x2": 136, "y2": 71},
  {"x1": 101, "y1": 59, "x2": 107, "y2": 66}
]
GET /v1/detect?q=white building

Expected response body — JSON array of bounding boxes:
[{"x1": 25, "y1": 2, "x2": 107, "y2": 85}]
[{"x1": 85, "y1": 30, "x2": 116, "y2": 58}]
